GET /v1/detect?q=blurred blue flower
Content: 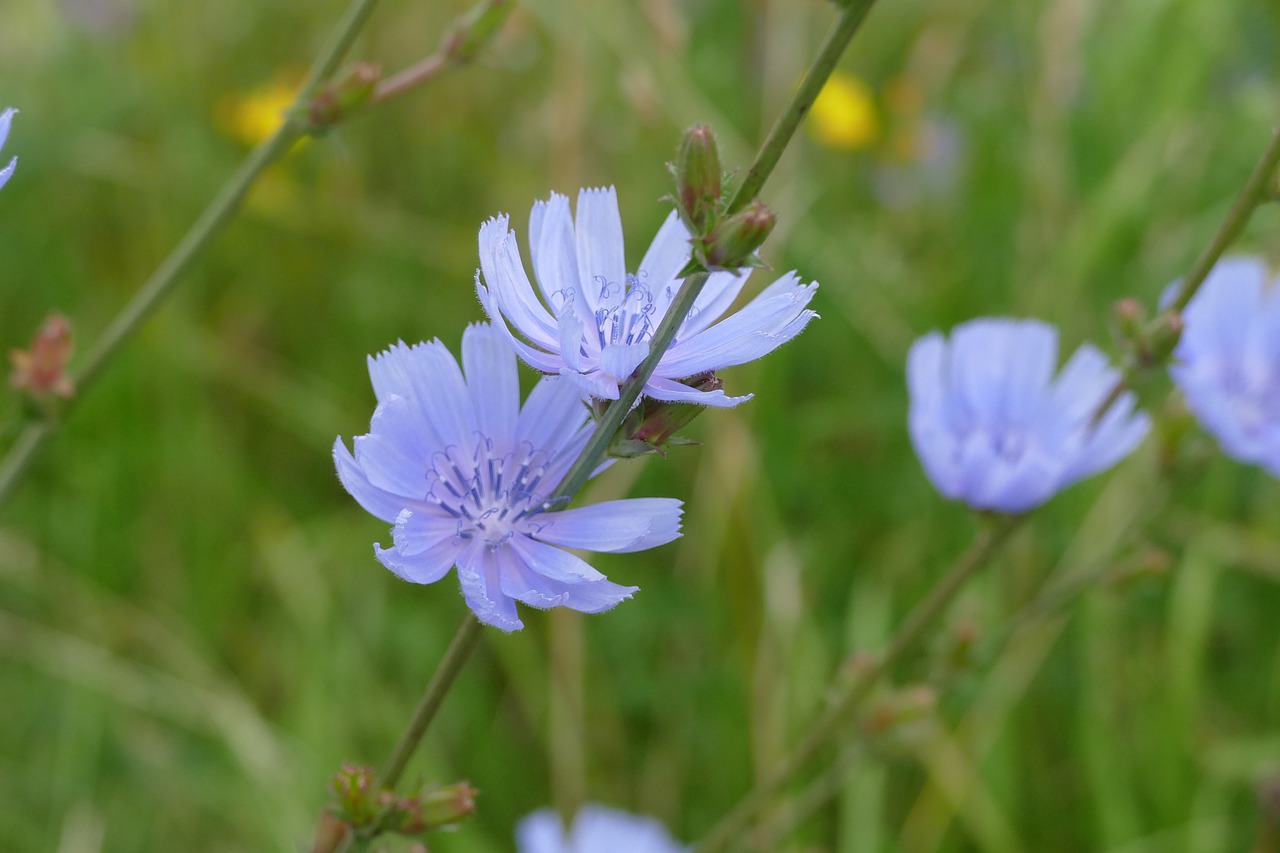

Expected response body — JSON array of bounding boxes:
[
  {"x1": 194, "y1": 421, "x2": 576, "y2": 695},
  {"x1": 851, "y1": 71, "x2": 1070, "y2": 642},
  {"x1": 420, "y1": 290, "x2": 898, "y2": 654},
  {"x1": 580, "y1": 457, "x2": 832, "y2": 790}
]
[
  {"x1": 1170, "y1": 257, "x2": 1280, "y2": 476},
  {"x1": 334, "y1": 323, "x2": 683, "y2": 631},
  {"x1": 476, "y1": 186, "x2": 818, "y2": 407},
  {"x1": 517, "y1": 804, "x2": 688, "y2": 853},
  {"x1": 907, "y1": 318, "x2": 1150, "y2": 513},
  {"x1": 0, "y1": 108, "x2": 17, "y2": 190}
]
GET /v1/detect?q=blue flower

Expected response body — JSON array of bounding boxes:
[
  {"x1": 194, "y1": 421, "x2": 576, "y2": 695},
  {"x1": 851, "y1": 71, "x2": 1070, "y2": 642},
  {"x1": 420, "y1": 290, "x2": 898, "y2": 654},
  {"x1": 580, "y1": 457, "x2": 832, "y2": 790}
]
[
  {"x1": 334, "y1": 323, "x2": 683, "y2": 631},
  {"x1": 1169, "y1": 257, "x2": 1280, "y2": 476},
  {"x1": 0, "y1": 108, "x2": 17, "y2": 190},
  {"x1": 517, "y1": 804, "x2": 688, "y2": 853},
  {"x1": 476, "y1": 186, "x2": 818, "y2": 407},
  {"x1": 907, "y1": 318, "x2": 1150, "y2": 513}
]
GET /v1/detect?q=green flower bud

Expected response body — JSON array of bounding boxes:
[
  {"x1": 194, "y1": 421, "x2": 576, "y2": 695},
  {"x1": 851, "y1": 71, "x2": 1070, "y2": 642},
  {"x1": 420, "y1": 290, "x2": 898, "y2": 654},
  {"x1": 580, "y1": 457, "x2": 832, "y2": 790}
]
[
  {"x1": 700, "y1": 200, "x2": 776, "y2": 270},
  {"x1": 674, "y1": 125, "x2": 722, "y2": 235}
]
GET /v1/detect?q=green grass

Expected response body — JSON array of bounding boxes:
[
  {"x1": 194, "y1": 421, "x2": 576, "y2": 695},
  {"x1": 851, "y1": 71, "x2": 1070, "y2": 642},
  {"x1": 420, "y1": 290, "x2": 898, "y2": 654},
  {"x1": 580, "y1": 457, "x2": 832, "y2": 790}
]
[{"x1": 2, "y1": 0, "x2": 1280, "y2": 850}]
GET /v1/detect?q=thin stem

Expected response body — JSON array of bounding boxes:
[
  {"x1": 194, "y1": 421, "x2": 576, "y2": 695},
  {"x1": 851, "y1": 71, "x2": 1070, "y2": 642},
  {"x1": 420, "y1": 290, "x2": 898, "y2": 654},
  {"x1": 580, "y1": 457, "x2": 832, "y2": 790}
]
[
  {"x1": 696, "y1": 515, "x2": 1023, "y2": 853},
  {"x1": 1090, "y1": 128, "x2": 1280, "y2": 426},
  {"x1": 726, "y1": 0, "x2": 880, "y2": 214},
  {"x1": 379, "y1": 613, "x2": 485, "y2": 789},
  {"x1": 371, "y1": 55, "x2": 449, "y2": 104},
  {"x1": 0, "y1": 0, "x2": 383, "y2": 513},
  {"x1": 1169, "y1": 128, "x2": 1280, "y2": 314}
]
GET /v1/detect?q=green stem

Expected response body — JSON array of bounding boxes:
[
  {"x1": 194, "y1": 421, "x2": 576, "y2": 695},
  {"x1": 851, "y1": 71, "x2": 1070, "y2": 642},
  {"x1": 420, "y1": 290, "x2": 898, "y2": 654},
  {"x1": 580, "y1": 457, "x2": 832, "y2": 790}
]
[
  {"x1": 696, "y1": 515, "x2": 1023, "y2": 853},
  {"x1": 379, "y1": 612, "x2": 485, "y2": 789},
  {"x1": 1170, "y1": 128, "x2": 1280, "y2": 314},
  {"x1": 549, "y1": 272, "x2": 711, "y2": 504},
  {"x1": 0, "y1": 0, "x2": 384, "y2": 513},
  {"x1": 726, "y1": 0, "x2": 880, "y2": 214},
  {"x1": 1089, "y1": 128, "x2": 1280, "y2": 426}
]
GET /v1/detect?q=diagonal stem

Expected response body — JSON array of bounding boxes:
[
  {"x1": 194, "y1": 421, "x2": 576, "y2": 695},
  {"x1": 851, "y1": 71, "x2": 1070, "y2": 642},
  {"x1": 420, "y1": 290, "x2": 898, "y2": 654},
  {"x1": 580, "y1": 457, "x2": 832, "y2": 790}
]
[
  {"x1": 379, "y1": 613, "x2": 485, "y2": 789},
  {"x1": 696, "y1": 515, "x2": 1023, "y2": 852},
  {"x1": 727, "y1": 0, "x2": 880, "y2": 214},
  {"x1": 0, "y1": 0, "x2": 385, "y2": 513}
]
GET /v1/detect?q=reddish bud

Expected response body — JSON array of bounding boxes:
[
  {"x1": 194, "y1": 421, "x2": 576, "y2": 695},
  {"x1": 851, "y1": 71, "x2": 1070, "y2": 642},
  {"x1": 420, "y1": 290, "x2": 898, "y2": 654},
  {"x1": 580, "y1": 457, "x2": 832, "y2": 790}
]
[{"x1": 9, "y1": 313, "x2": 74, "y2": 400}]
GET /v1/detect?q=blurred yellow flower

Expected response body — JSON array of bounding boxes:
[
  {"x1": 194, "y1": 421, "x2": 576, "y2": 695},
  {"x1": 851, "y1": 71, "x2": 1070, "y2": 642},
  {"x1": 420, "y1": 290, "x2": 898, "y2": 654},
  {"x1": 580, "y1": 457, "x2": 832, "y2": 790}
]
[
  {"x1": 216, "y1": 73, "x2": 303, "y2": 148},
  {"x1": 809, "y1": 72, "x2": 878, "y2": 150}
]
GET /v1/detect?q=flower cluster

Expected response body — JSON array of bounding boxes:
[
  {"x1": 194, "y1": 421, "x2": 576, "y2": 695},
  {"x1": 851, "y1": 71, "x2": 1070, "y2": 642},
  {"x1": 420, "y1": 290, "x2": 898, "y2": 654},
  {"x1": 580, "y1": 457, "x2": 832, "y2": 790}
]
[{"x1": 517, "y1": 804, "x2": 688, "y2": 853}]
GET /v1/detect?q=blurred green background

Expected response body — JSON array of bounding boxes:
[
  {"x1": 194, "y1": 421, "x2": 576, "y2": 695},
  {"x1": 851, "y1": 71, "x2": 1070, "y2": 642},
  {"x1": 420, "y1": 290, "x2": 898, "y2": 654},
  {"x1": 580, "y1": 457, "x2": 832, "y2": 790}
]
[{"x1": 4, "y1": 0, "x2": 1280, "y2": 850}]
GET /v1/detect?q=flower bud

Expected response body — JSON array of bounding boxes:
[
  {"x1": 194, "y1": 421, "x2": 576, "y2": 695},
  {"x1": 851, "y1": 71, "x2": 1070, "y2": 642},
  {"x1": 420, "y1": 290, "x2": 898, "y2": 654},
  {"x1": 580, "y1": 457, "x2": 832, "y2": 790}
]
[
  {"x1": 309, "y1": 63, "x2": 382, "y2": 128},
  {"x1": 399, "y1": 782, "x2": 478, "y2": 833},
  {"x1": 329, "y1": 764, "x2": 379, "y2": 826},
  {"x1": 1109, "y1": 297, "x2": 1145, "y2": 350},
  {"x1": 9, "y1": 313, "x2": 75, "y2": 401},
  {"x1": 700, "y1": 200, "x2": 776, "y2": 270},
  {"x1": 674, "y1": 125, "x2": 722, "y2": 235},
  {"x1": 1144, "y1": 312, "x2": 1184, "y2": 367},
  {"x1": 610, "y1": 372, "x2": 720, "y2": 458}
]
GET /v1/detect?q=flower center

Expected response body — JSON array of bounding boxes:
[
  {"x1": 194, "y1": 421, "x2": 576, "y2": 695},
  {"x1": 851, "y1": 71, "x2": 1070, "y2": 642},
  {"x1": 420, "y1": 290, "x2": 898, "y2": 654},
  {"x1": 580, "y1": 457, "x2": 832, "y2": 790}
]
[
  {"x1": 426, "y1": 440, "x2": 556, "y2": 550},
  {"x1": 592, "y1": 273, "x2": 673, "y2": 348}
]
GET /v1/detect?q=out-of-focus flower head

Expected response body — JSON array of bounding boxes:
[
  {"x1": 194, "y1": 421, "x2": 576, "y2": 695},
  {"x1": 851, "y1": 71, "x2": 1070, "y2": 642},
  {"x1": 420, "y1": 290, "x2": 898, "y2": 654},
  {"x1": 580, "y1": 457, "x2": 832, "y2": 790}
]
[
  {"x1": 517, "y1": 804, "x2": 688, "y2": 853},
  {"x1": 907, "y1": 318, "x2": 1150, "y2": 513},
  {"x1": 0, "y1": 108, "x2": 18, "y2": 190},
  {"x1": 809, "y1": 71, "x2": 878, "y2": 150},
  {"x1": 1168, "y1": 256, "x2": 1280, "y2": 477},
  {"x1": 476, "y1": 186, "x2": 818, "y2": 407},
  {"x1": 334, "y1": 323, "x2": 683, "y2": 631}
]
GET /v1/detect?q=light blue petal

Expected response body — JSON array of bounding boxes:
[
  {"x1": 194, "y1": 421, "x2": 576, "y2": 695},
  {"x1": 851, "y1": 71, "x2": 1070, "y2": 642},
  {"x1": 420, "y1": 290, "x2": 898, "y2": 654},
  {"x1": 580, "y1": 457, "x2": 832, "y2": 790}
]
[
  {"x1": 515, "y1": 810, "x2": 567, "y2": 853},
  {"x1": 558, "y1": 308, "x2": 585, "y2": 371},
  {"x1": 333, "y1": 437, "x2": 406, "y2": 523},
  {"x1": 368, "y1": 339, "x2": 478, "y2": 454},
  {"x1": 375, "y1": 514, "x2": 458, "y2": 585},
  {"x1": 352, "y1": 432, "x2": 427, "y2": 499},
  {"x1": 515, "y1": 376, "x2": 592, "y2": 456},
  {"x1": 570, "y1": 804, "x2": 689, "y2": 852},
  {"x1": 456, "y1": 540, "x2": 523, "y2": 631},
  {"x1": 659, "y1": 274, "x2": 818, "y2": 376},
  {"x1": 559, "y1": 367, "x2": 620, "y2": 401},
  {"x1": 0, "y1": 157, "x2": 14, "y2": 191},
  {"x1": 505, "y1": 534, "x2": 605, "y2": 584},
  {"x1": 599, "y1": 341, "x2": 650, "y2": 380},
  {"x1": 575, "y1": 187, "x2": 627, "y2": 313},
  {"x1": 479, "y1": 215, "x2": 561, "y2": 348},
  {"x1": 636, "y1": 211, "x2": 693, "y2": 304},
  {"x1": 531, "y1": 193, "x2": 592, "y2": 326},
  {"x1": 390, "y1": 507, "x2": 458, "y2": 557},
  {"x1": 478, "y1": 281, "x2": 569, "y2": 373},
  {"x1": 643, "y1": 375, "x2": 752, "y2": 408},
  {"x1": 679, "y1": 268, "x2": 754, "y2": 339},
  {"x1": 532, "y1": 498, "x2": 683, "y2": 553},
  {"x1": 503, "y1": 544, "x2": 639, "y2": 615},
  {"x1": 462, "y1": 323, "x2": 519, "y2": 454}
]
